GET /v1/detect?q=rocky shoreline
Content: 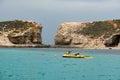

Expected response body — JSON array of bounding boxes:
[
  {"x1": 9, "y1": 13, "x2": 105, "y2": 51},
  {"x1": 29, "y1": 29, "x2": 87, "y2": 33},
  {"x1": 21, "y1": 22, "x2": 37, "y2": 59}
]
[
  {"x1": 0, "y1": 44, "x2": 81, "y2": 48},
  {"x1": 1, "y1": 44, "x2": 120, "y2": 50}
]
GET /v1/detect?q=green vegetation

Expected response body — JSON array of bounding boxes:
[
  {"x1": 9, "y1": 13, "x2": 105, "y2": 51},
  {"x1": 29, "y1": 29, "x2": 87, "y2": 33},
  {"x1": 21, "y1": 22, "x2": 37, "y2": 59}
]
[
  {"x1": 0, "y1": 20, "x2": 34, "y2": 32},
  {"x1": 79, "y1": 21, "x2": 116, "y2": 38}
]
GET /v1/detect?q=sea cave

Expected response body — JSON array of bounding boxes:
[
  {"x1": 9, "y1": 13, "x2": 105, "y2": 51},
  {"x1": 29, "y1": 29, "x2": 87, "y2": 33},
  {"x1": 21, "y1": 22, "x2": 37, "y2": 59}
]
[{"x1": 104, "y1": 34, "x2": 120, "y2": 47}]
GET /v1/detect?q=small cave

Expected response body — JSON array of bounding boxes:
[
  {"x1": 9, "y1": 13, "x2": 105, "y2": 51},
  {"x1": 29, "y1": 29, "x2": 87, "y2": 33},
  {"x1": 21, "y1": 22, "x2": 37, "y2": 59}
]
[{"x1": 105, "y1": 34, "x2": 120, "y2": 47}]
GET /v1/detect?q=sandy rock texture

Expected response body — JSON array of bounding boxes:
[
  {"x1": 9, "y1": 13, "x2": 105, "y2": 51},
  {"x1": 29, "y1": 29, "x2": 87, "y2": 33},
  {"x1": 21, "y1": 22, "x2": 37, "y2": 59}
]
[
  {"x1": 0, "y1": 20, "x2": 42, "y2": 46},
  {"x1": 55, "y1": 20, "x2": 120, "y2": 48}
]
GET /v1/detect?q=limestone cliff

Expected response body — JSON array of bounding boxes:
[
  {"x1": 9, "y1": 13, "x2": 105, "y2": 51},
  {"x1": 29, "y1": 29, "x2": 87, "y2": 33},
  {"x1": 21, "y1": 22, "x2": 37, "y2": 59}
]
[
  {"x1": 0, "y1": 20, "x2": 42, "y2": 46},
  {"x1": 55, "y1": 20, "x2": 120, "y2": 48}
]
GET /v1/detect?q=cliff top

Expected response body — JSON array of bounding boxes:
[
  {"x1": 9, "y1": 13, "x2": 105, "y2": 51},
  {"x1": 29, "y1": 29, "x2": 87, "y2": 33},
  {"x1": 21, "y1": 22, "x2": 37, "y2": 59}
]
[
  {"x1": 58, "y1": 19, "x2": 120, "y2": 38},
  {"x1": 0, "y1": 20, "x2": 42, "y2": 33}
]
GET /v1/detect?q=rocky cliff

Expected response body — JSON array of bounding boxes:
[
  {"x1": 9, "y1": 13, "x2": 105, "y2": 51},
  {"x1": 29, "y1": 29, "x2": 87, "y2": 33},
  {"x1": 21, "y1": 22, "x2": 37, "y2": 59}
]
[
  {"x1": 55, "y1": 20, "x2": 120, "y2": 48},
  {"x1": 0, "y1": 20, "x2": 42, "y2": 46}
]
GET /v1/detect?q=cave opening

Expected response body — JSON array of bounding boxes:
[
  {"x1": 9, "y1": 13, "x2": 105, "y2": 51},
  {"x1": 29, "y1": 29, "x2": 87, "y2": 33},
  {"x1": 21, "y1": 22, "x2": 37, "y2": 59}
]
[{"x1": 105, "y1": 34, "x2": 120, "y2": 47}]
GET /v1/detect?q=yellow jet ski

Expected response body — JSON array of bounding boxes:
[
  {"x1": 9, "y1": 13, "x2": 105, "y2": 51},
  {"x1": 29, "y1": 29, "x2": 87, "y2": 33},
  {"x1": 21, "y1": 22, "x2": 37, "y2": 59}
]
[{"x1": 62, "y1": 53, "x2": 93, "y2": 59}]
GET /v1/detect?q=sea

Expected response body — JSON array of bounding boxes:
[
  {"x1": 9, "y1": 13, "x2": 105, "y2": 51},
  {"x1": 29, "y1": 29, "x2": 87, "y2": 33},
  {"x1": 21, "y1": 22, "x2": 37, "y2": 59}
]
[{"x1": 0, "y1": 48, "x2": 120, "y2": 80}]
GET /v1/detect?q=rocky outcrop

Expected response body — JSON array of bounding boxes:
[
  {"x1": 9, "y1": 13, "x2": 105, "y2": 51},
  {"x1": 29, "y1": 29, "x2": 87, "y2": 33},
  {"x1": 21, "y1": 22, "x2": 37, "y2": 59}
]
[
  {"x1": 55, "y1": 20, "x2": 120, "y2": 48},
  {"x1": 0, "y1": 20, "x2": 42, "y2": 46}
]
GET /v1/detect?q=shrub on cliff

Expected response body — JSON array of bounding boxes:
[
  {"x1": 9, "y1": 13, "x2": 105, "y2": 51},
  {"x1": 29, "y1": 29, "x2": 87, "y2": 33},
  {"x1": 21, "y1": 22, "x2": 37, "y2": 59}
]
[{"x1": 80, "y1": 21, "x2": 116, "y2": 38}]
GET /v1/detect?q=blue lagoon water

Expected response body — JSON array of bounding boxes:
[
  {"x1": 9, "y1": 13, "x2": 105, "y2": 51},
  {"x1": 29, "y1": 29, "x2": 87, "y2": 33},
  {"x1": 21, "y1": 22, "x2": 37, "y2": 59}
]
[{"x1": 0, "y1": 48, "x2": 120, "y2": 80}]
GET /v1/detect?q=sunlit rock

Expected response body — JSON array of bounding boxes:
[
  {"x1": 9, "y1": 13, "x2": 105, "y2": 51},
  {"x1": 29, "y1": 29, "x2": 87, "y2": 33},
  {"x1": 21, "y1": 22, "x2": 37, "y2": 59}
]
[
  {"x1": 55, "y1": 19, "x2": 120, "y2": 48},
  {"x1": 0, "y1": 20, "x2": 42, "y2": 46}
]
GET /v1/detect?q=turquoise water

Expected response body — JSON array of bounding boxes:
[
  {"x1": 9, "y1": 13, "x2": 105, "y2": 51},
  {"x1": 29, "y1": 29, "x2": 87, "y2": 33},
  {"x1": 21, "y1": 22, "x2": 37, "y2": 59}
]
[{"x1": 0, "y1": 48, "x2": 120, "y2": 80}]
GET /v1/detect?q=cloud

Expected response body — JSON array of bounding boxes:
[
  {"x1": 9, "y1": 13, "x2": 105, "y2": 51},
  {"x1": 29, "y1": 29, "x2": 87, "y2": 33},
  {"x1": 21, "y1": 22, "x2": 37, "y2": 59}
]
[
  {"x1": 1, "y1": 0, "x2": 120, "y2": 17},
  {"x1": 28, "y1": 0, "x2": 120, "y2": 11},
  {"x1": 1, "y1": 0, "x2": 120, "y2": 16},
  {"x1": 54, "y1": 0, "x2": 119, "y2": 2},
  {"x1": 2, "y1": 0, "x2": 120, "y2": 11},
  {"x1": 0, "y1": 0, "x2": 4, "y2": 5},
  {"x1": 54, "y1": 0, "x2": 91, "y2": 1},
  {"x1": 31, "y1": 0, "x2": 120, "y2": 13}
]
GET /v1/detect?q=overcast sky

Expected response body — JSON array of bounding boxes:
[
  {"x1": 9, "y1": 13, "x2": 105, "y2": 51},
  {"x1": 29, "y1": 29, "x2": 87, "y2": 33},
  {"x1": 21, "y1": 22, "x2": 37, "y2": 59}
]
[{"x1": 0, "y1": 0, "x2": 120, "y2": 44}]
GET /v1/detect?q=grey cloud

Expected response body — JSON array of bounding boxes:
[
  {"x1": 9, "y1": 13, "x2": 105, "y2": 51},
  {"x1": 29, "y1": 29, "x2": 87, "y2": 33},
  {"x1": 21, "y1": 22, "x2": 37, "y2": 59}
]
[
  {"x1": 53, "y1": 0, "x2": 109, "y2": 2},
  {"x1": 0, "y1": 0, "x2": 3, "y2": 4}
]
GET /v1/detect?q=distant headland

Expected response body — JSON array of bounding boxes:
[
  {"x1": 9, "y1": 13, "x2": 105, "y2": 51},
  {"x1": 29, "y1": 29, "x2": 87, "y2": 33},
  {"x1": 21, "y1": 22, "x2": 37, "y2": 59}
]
[{"x1": 0, "y1": 19, "x2": 120, "y2": 48}]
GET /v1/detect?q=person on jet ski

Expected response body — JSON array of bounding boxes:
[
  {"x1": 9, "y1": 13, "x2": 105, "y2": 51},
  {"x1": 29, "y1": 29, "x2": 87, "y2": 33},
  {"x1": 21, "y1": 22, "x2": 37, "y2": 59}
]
[
  {"x1": 66, "y1": 51, "x2": 71, "y2": 54},
  {"x1": 75, "y1": 53, "x2": 79, "y2": 56}
]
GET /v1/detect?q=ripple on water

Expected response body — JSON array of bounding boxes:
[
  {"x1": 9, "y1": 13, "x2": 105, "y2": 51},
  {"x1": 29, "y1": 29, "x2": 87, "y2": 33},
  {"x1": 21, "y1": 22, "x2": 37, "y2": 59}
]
[
  {"x1": 82, "y1": 75, "x2": 86, "y2": 78},
  {"x1": 8, "y1": 74, "x2": 13, "y2": 77},
  {"x1": 98, "y1": 75, "x2": 112, "y2": 77},
  {"x1": 115, "y1": 67, "x2": 120, "y2": 70},
  {"x1": 37, "y1": 72, "x2": 46, "y2": 76},
  {"x1": 72, "y1": 63, "x2": 77, "y2": 65},
  {"x1": 37, "y1": 72, "x2": 41, "y2": 74},
  {"x1": 63, "y1": 77, "x2": 66, "y2": 80}
]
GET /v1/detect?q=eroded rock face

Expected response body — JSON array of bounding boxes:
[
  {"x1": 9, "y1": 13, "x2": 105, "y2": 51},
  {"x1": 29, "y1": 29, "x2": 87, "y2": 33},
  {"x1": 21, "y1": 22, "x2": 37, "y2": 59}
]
[
  {"x1": 0, "y1": 20, "x2": 42, "y2": 46},
  {"x1": 55, "y1": 22, "x2": 90, "y2": 45},
  {"x1": 55, "y1": 20, "x2": 120, "y2": 48},
  {"x1": 104, "y1": 34, "x2": 120, "y2": 47}
]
